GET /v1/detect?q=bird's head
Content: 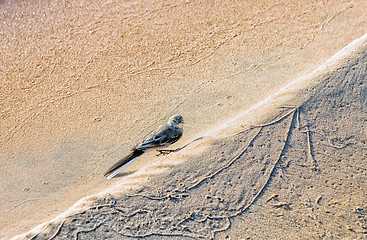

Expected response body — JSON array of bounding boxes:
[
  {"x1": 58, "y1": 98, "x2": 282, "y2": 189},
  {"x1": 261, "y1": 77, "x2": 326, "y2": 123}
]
[{"x1": 168, "y1": 114, "x2": 184, "y2": 126}]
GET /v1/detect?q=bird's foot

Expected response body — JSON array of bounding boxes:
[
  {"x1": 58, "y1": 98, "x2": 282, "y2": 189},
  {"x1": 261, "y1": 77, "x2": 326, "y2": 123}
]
[{"x1": 156, "y1": 149, "x2": 178, "y2": 156}]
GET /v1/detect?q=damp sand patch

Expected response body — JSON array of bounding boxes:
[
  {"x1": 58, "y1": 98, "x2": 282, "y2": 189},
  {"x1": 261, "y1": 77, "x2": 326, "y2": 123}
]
[{"x1": 12, "y1": 34, "x2": 367, "y2": 239}]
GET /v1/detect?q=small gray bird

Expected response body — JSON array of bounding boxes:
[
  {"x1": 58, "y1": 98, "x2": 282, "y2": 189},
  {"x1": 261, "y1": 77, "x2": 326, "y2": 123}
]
[{"x1": 104, "y1": 114, "x2": 184, "y2": 179}]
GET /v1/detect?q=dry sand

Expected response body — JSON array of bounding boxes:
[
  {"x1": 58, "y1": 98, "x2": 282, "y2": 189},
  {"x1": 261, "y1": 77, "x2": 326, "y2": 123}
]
[{"x1": 1, "y1": 0, "x2": 367, "y2": 239}]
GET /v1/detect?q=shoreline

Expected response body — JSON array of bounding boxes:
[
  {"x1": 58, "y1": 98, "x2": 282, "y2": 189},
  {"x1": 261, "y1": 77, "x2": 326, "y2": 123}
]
[{"x1": 212, "y1": 32, "x2": 367, "y2": 137}]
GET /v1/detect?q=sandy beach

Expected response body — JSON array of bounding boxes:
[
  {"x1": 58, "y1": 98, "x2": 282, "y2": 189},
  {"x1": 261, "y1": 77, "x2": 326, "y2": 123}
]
[
  {"x1": 13, "y1": 33, "x2": 367, "y2": 240},
  {"x1": 1, "y1": 0, "x2": 367, "y2": 239}
]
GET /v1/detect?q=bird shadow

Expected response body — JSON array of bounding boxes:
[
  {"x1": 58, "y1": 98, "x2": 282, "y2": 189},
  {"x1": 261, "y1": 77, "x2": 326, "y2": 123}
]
[
  {"x1": 156, "y1": 137, "x2": 204, "y2": 156},
  {"x1": 114, "y1": 170, "x2": 136, "y2": 178}
]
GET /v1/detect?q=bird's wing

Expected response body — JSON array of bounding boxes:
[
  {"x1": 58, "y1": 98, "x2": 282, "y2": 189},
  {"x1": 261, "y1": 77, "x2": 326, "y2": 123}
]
[
  {"x1": 135, "y1": 125, "x2": 183, "y2": 150},
  {"x1": 162, "y1": 127, "x2": 183, "y2": 145},
  {"x1": 134, "y1": 124, "x2": 168, "y2": 150}
]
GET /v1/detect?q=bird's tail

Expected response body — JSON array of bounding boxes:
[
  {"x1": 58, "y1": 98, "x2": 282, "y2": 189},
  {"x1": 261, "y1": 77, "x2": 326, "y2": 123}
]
[{"x1": 104, "y1": 149, "x2": 144, "y2": 180}]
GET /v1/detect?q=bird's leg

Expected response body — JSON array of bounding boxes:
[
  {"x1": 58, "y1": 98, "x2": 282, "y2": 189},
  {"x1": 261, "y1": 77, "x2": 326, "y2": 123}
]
[{"x1": 156, "y1": 148, "x2": 180, "y2": 156}]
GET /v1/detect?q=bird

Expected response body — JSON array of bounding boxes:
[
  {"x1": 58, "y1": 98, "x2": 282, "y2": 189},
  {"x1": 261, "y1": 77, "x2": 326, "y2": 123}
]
[{"x1": 104, "y1": 114, "x2": 184, "y2": 179}]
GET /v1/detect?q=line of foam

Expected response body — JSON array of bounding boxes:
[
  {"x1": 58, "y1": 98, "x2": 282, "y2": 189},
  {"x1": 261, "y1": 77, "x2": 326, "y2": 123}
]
[{"x1": 211, "y1": 33, "x2": 367, "y2": 137}]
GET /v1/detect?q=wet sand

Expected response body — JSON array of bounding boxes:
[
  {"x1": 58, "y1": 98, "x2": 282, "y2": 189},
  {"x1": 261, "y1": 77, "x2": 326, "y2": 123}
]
[{"x1": 1, "y1": 0, "x2": 367, "y2": 239}]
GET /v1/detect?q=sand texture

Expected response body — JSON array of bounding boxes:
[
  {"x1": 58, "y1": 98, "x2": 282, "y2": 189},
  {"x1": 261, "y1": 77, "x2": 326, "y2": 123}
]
[
  {"x1": 1, "y1": 0, "x2": 367, "y2": 239},
  {"x1": 14, "y1": 37, "x2": 367, "y2": 239}
]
